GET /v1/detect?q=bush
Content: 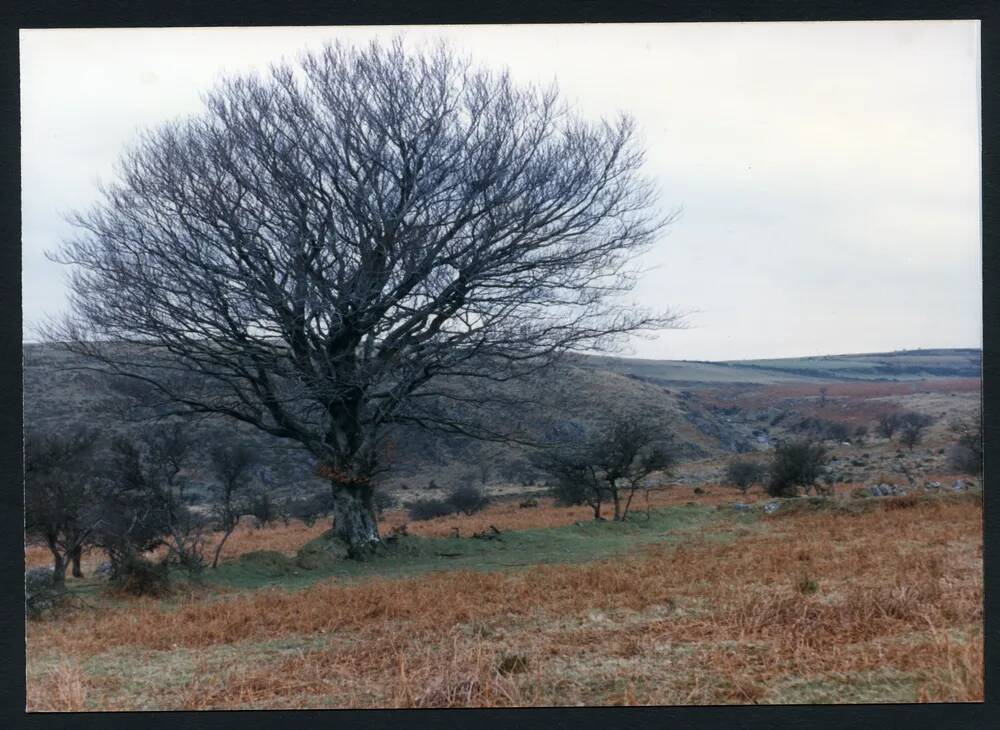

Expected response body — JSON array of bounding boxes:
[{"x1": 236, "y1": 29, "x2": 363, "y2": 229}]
[
  {"x1": 949, "y1": 443, "x2": 982, "y2": 475},
  {"x1": 112, "y1": 556, "x2": 170, "y2": 597},
  {"x1": 549, "y1": 478, "x2": 589, "y2": 507},
  {"x1": 25, "y1": 567, "x2": 67, "y2": 620},
  {"x1": 767, "y1": 441, "x2": 828, "y2": 497},
  {"x1": 407, "y1": 498, "x2": 454, "y2": 521},
  {"x1": 724, "y1": 460, "x2": 767, "y2": 494},
  {"x1": 445, "y1": 485, "x2": 490, "y2": 515},
  {"x1": 286, "y1": 492, "x2": 333, "y2": 527}
]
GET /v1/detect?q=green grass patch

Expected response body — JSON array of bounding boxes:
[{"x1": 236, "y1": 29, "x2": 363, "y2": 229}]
[{"x1": 210, "y1": 504, "x2": 727, "y2": 592}]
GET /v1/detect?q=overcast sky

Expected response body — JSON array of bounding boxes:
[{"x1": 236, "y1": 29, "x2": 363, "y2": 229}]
[{"x1": 20, "y1": 22, "x2": 982, "y2": 361}]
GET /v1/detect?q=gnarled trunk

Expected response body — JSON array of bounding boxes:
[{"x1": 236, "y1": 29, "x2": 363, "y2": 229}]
[{"x1": 331, "y1": 483, "x2": 381, "y2": 558}]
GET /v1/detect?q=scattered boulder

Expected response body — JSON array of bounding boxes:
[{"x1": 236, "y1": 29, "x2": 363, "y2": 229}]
[
  {"x1": 731, "y1": 503, "x2": 752, "y2": 512},
  {"x1": 518, "y1": 498, "x2": 539, "y2": 509},
  {"x1": 94, "y1": 561, "x2": 114, "y2": 578},
  {"x1": 952, "y1": 480, "x2": 969, "y2": 492},
  {"x1": 925, "y1": 481, "x2": 942, "y2": 491},
  {"x1": 762, "y1": 501, "x2": 781, "y2": 514}
]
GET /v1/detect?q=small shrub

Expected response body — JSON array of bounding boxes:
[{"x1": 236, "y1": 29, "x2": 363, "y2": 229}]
[
  {"x1": 550, "y1": 479, "x2": 589, "y2": 507},
  {"x1": 112, "y1": 556, "x2": 170, "y2": 597},
  {"x1": 796, "y1": 575, "x2": 819, "y2": 595},
  {"x1": 427, "y1": 479, "x2": 438, "y2": 491},
  {"x1": 25, "y1": 567, "x2": 66, "y2": 620},
  {"x1": 724, "y1": 460, "x2": 767, "y2": 494},
  {"x1": 519, "y1": 498, "x2": 539, "y2": 509},
  {"x1": 407, "y1": 498, "x2": 454, "y2": 521},
  {"x1": 497, "y1": 653, "x2": 530, "y2": 675},
  {"x1": 446, "y1": 485, "x2": 490, "y2": 516}
]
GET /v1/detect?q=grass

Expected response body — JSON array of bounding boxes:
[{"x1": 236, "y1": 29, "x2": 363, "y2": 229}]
[{"x1": 25, "y1": 491, "x2": 982, "y2": 710}]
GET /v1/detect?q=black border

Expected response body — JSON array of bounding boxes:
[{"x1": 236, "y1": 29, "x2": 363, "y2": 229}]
[{"x1": 2, "y1": 2, "x2": 996, "y2": 728}]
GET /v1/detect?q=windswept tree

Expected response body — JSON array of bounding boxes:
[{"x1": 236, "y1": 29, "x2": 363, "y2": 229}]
[{"x1": 48, "y1": 39, "x2": 678, "y2": 555}]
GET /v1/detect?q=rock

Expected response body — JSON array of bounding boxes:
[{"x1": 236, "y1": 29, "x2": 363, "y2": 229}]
[
  {"x1": 952, "y1": 480, "x2": 968, "y2": 492},
  {"x1": 851, "y1": 487, "x2": 869, "y2": 499},
  {"x1": 94, "y1": 561, "x2": 113, "y2": 578},
  {"x1": 926, "y1": 481, "x2": 942, "y2": 490},
  {"x1": 762, "y1": 501, "x2": 781, "y2": 514},
  {"x1": 731, "y1": 503, "x2": 752, "y2": 512}
]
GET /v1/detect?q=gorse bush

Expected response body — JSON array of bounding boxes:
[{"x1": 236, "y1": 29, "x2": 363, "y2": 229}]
[
  {"x1": 767, "y1": 441, "x2": 828, "y2": 497},
  {"x1": 446, "y1": 485, "x2": 490, "y2": 516},
  {"x1": 724, "y1": 460, "x2": 767, "y2": 494},
  {"x1": 111, "y1": 555, "x2": 170, "y2": 597},
  {"x1": 407, "y1": 498, "x2": 455, "y2": 522}
]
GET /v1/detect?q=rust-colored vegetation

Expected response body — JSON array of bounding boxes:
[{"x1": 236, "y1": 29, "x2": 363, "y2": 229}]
[{"x1": 26, "y1": 493, "x2": 982, "y2": 710}]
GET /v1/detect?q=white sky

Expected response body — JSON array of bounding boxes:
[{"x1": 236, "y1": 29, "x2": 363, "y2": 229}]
[{"x1": 19, "y1": 22, "x2": 982, "y2": 361}]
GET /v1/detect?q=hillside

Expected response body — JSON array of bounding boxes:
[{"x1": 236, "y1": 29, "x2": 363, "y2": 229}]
[
  {"x1": 581, "y1": 348, "x2": 982, "y2": 386},
  {"x1": 23, "y1": 345, "x2": 982, "y2": 501}
]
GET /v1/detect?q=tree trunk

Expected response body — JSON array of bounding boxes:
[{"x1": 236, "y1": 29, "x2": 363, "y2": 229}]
[
  {"x1": 611, "y1": 489, "x2": 623, "y2": 521},
  {"x1": 331, "y1": 483, "x2": 381, "y2": 558},
  {"x1": 211, "y1": 528, "x2": 234, "y2": 569},
  {"x1": 70, "y1": 546, "x2": 84, "y2": 578},
  {"x1": 51, "y1": 551, "x2": 67, "y2": 586}
]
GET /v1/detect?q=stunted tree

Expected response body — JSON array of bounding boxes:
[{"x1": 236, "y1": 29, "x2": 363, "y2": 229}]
[
  {"x1": 876, "y1": 412, "x2": 903, "y2": 440},
  {"x1": 48, "y1": 39, "x2": 678, "y2": 556},
  {"x1": 24, "y1": 429, "x2": 103, "y2": 584},
  {"x1": 898, "y1": 412, "x2": 934, "y2": 451},
  {"x1": 535, "y1": 414, "x2": 674, "y2": 521},
  {"x1": 724, "y1": 459, "x2": 767, "y2": 496}
]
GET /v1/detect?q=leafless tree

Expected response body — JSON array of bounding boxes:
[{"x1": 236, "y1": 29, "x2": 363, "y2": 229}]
[
  {"x1": 47, "y1": 39, "x2": 680, "y2": 555},
  {"x1": 208, "y1": 443, "x2": 256, "y2": 568}
]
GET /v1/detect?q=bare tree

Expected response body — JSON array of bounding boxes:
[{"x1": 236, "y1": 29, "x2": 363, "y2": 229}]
[
  {"x1": 47, "y1": 39, "x2": 679, "y2": 555},
  {"x1": 208, "y1": 443, "x2": 257, "y2": 568},
  {"x1": 535, "y1": 414, "x2": 674, "y2": 521},
  {"x1": 876, "y1": 412, "x2": 903, "y2": 440}
]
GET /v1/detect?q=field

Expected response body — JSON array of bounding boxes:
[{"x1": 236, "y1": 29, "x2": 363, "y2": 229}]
[
  {"x1": 26, "y1": 488, "x2": 982, "y2": 710},
  {"x1": 24, "y1": 351, "x2": 984, "y2": 710}
]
